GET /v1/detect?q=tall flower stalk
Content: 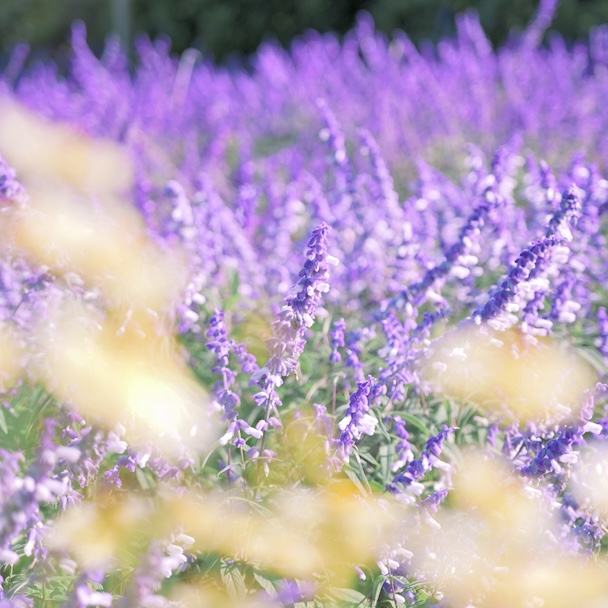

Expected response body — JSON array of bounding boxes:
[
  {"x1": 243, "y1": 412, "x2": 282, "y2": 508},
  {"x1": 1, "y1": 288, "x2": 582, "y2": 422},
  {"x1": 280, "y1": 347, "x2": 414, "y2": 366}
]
[{"x1": 251, "y1": 222, "x2": 338, "y2": 469}]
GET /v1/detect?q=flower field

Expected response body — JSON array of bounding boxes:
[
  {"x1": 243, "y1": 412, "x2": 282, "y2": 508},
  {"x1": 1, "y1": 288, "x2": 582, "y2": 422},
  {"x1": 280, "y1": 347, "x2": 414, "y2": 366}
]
[{"x1": 3, "y1": 1, "x2": 608, "y2": 606}]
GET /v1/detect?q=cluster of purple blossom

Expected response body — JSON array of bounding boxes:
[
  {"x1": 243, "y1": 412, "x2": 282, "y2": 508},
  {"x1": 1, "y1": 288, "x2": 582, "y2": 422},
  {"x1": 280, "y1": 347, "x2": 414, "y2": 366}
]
[{"x1": 3, "y1": 0, "x2": 608, "y2": 605}]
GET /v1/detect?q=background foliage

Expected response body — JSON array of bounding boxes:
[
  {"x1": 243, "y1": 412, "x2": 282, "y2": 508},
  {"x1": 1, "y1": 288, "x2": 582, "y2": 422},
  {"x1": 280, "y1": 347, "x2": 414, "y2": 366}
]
[{"x1": 1, "y1": 0, "x2": 608, "y2": 62}]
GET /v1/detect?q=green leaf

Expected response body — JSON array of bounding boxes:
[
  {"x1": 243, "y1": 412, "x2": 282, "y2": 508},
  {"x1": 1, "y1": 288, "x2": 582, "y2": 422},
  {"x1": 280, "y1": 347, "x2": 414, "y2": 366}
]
[
  {"x1": 399, "y1": 413, "x2": 430, "y2": 437},
  {"x1": 220, "y1": 562, "x2": 247, "y2": 601},
  {"x1": 368, "y1": 479, "x2": 387, "y2": 493},
  {"x1": 371, "y1": 576, "x2": 386, "y2": 607},
  {"x1": 253, "y1": 572, "x2": 277, "y2": 596},
  {"x1": 359, "y1": 451, "x2": 380, "y2": 468},
  {"x1": 577, "y1": 345, "x2": 608, "y2": 375},
  {"x1": 135, "y1": 467, "x2": 153, "y2": 491},
  {"x1": 0, "y1": 407, "x2": 8, "y2": 434},
  {"x1": 329, "y1": 587, "x2": 368, "y2": 605},
  {"x1": 378, "y1": 444, "x2": 391, "y2": 484},
  {"x1": 344, "y1": 467, "x2": 368, "y2": 495}
]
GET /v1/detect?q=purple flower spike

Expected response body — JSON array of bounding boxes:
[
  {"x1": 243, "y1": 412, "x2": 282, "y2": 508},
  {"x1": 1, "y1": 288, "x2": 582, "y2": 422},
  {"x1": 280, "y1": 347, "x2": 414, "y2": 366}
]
[
  {"x1": 335, "y1": 375, "x2": 378, "y2": 464},
  {"x1": 545, "y1": 185, "x2": 581, "y2": 240},
  {"x1": 0, "y1": 157, "x2": 26, "y2": 206},
  {"x1": 263, "y1": 222, "x2": 338, "y2": 382},
  {"x1": 329, "y1": 318, "x2": 346, "y2": 364}
]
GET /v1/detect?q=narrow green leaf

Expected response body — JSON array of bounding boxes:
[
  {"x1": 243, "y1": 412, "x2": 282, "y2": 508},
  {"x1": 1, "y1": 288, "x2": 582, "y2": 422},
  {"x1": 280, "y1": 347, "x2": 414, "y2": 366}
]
[
  {"x1": 221, "y1": 562, "x2": 247, "y2": 601},
  {"x1": 399, "y1": 413, "x2": 430, "y2": 437},
  {"x1": 0, "y1": 408, "x2": 8, "y2": 434},
  {"x1": 378, "y1": 444, "x2": 391, "y2": 484},
  {"x1": 344, "y1": 467, "x2": 368, "y2": 495},
  {"x1": 329, "y1": 587, "x2": 367, "y2": 605},
  {"x1": 371, "y1": 575, "x2": 386, "y2": 607},
  {"x1": 253, "y1": 572, "x2": 277, "y2": 596}
]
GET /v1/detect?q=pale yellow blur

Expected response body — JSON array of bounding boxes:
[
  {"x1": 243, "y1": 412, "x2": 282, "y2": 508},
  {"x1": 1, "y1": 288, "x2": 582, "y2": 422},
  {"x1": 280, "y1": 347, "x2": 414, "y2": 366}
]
[
  {"x1": 48, "y1": 497, "x2": 149, "y2": 570},
  {"x1": 0, "y1": 101, "x2": 204, "y2": 451},
  {"x1": 171, "y1": 584, "x2": 239, "y2": 608},
  {"x1": 0, "y1": 99, "x2": 132, "y2": 194},
  {"x1": 171, "y1": 580, "x2": 282, "y2": 608},
  {"x1": 0, "y1": 324, "x2": 22, "y2": 391},
  {"x1": 571, "y1": 443, "x2": 608, "y2": 518},
  {"x1": 0, "y1": 99, "x2": 187, "y2": 313},
  {"x1": 165, "y1": 480, "x2": 397, "y2": 588},
  {"x1": 422, "y1": 325, "x2": 595, "y2": 423},
  {"x1": 1, "y1": 186, "x2": 187, "y2": 312},
  {"x1": 50, "y1": 481, "x2": 400, "y2": 593},
  {"x1": 35, "y1": 301, "x2": 215, "y2": 456},
  {"x1": 406, "y1": 452, "x2": 608, "y2": 607}
]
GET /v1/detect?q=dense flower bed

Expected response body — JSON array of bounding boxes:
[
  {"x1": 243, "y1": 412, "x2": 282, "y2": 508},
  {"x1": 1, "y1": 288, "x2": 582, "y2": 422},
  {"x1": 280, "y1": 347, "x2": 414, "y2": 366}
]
[{"x1": 2, "y1": 1, "x2": 608, "y2": 606}]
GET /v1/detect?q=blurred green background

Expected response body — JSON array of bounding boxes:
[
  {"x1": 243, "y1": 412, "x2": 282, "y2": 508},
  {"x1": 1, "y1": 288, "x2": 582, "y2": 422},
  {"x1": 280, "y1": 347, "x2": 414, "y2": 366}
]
[{"x1": 1, "y1": 0, "x2": 607, "y2": 62}]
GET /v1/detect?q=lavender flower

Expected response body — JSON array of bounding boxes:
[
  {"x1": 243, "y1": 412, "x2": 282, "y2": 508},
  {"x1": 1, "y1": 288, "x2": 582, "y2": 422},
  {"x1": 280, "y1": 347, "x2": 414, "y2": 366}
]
[
  {"x1": 329, "y1": 317, "x2": 346, "y2": 364},
  {"x1": 205, "y1": 308, "x2": 262, "y2": 454},
  {"x1": 389, "y1": 425, "x2": 453, "y2": 494},
  {"x1": 206, "y1": 309, "x2": 240, "y2": 421},
  {"x1": 544, "y1": 185, "x2": 581, "y2": 240},
  {"x1": 390, "y1": 416, "x2": 414, "y2": 472},
  {"x1": 335, "y1": 376, "x2": 377, "y2": 464},
  {"x1": 254, "y1": 222, "x2": 338, "y2": 389},
  {"x1": 520, "y1": 426, "x2": 580, "y2": 477},
  {"x1": 596, "y1": 307, "x2": 608, "y2": 360},
  {"x1": 386, "y1": 168, "x2": 506, "y2": 314},
  {"x1": 474, "y1": 185, "x2": 581, "y2": 332},
  {"x1": 474, "y1": 235, "x2": 564, "y2": 330},
  {"x1": 115, "y1": 534, "x2": 194, "y2": 608},
  {"x1": 344, "y1": 327, "x2": 367, "y2": 385},
  {"x1": 420, "y1": 488, "x2": 449, "y2": 511},
  {"x1": 0, "y1": 419, "x2": 69, "y2": 559},
  {"x1": 0, "y1": 156, "x2": 26, "y2": 206},
  {"x1": 64, "y1": 570, "x2": 112, "y2": 608}
]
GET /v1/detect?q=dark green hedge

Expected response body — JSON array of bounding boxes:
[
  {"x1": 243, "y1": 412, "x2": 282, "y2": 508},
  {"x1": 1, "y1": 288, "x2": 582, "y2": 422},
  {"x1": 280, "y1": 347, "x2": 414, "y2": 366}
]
[{"x1": 1, "y1": 0, "x2": 608, "y2": 63}]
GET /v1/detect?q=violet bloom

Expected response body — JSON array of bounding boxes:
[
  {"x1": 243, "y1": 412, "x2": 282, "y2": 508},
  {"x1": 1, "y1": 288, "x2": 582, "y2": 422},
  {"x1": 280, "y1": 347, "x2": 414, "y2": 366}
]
[
  {"x1": 390, "y1": 416, "x2": 414, "y2": 472},
  {"x1": 387, "y1": 173, "x2": 505, "y2": 313},
  {"x1": 344, "y1": 327, "x2": 368, "y2": 385},
  {"x1": 205, "y1": 308, "x2": 261, "y2": 450},
  {"x1": 389, "y1": 425, "x2": 453, "y2": 493},
  {"x1": 253, "y1": 222, "x2": 338, "y2": 396},
  {"x1": 0, "y1": 156, "x2": 26, "y2": 206},
  {"x1": 261, "y1": 579, "x2": 316, "y2": 606},
  {"x1": 317, "y1": 99, "x2": 350, "y2": 175},
  {"x1": 549, "y1": 270, "x2": 580, "y2": 324},
  {"x1": 206, "y1": 309, "x2": 240, "y2": 421},
  {"x1": 473, "y1": 235, "x2": 564, "y2": 329},
  {"x1": 508, "y1": 388, "x2": 602, "y2": 505},
  {"x1": 0, "y1": 419, "x2": 69, "y2": 559},
  {"x1": 474, "y1": 185, "x2": 581, "y2": 331},
  {"x1": 247, "y1": 222, "x2": 337, "y2": 473},
  {"x1": 162, "y1": 179, "x2": 195, "y2": 244},
  {"x1": 312, "y1": 402, "x2": 334, "y2": 441},
  {"x1": 64, "y1": 570, "x2": 112, "y2": 608},
  {"x1": 358, "y1": 128, "x2": 402, "y2": 227},
  {"x1": 420, "y1": 488, "x2": 449, "y2": 511},
  {"x1": 544, "y1": 185, "x2": 581, "y2": 240},
  {"x1": 522, "y1": 0, "x2": 558, "y2": 48},
  {"x1": 596, "y1": 307, "x2": 608, "y2": 359},
  {"x1": 61, "y1": 409, "x2": 122, "y2": 491},
  {"x1": 0, "y1": 257, "x2": 53, "y2": 330},
  {"x1": 336, "y1": 376, "x2": 377, "y2": 464},
  {"x1": 233, "y1": 342, "x2": 258, "y2": 374},
  {"x1": 329, "y1": 317, "x2": 346, "y2": 364},
  {"x1": 487, "y1": 423, "x2": 499, "y2": 447},
  {"x1": 520, "y1": 425, "x2": 581, "y2": 477},
  {"x1": 115, "y1": 534, "x2": 194, "y2": 608},
  {"x1": 559, "y1": 493, "x2": 604, "y2": 554}
]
